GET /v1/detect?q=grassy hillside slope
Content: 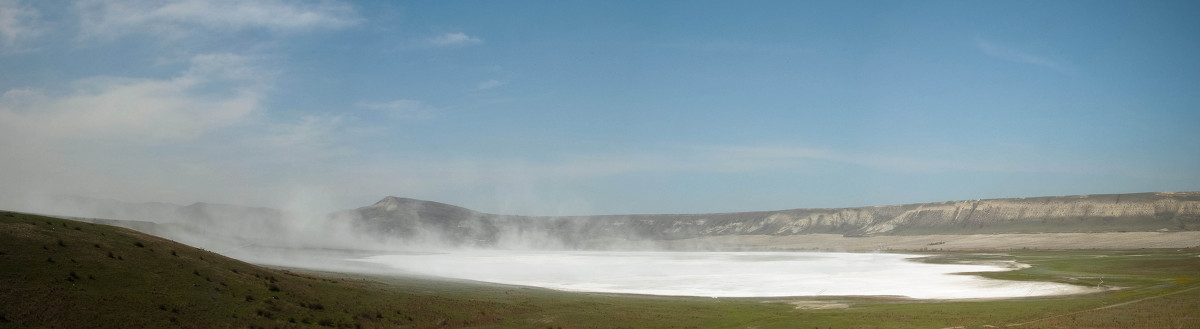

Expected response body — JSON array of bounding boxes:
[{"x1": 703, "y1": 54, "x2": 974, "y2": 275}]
[
  {"x1": 0, "y1": 211, "x2": 519, "y2": 329},
  {"x1": 2, "y1": 210, "x2": 1198, "y2": 328}
]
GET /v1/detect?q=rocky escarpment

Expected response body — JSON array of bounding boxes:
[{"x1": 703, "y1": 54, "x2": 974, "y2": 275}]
[
  {"x1": 346, "y1": 192, "x2": 1200, "y2": 247},
  {"x1": 640, "y1": 192, "x2": 1200, "y2": 238}
]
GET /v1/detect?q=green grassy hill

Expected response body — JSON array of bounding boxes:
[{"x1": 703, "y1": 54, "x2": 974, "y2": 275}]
[{"x1": 0, "y1": 210, "x2": 520, "y2": 329}]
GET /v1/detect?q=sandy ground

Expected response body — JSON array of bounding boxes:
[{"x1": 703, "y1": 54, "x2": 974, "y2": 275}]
[{"x1": 663, "y1": 232, "x2": 1200, "y2": 252}]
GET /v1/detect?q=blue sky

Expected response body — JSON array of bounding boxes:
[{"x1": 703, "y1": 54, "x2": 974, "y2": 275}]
[{"x1": 1, "y1": 0, "x2": 1197, "y2": 215}]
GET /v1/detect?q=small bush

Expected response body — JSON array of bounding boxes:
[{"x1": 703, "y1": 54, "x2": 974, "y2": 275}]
[
  {"x1": 133, "y1": 242, "x2": 145, "y2": 248},
  {"x1": 256, "y1": 309, "x2": 274, "y2": 319}
]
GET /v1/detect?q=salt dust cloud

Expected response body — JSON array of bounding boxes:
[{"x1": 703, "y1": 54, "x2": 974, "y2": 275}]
[{"x1": 354, "y1": 251, "x2": 1097, "y2": 299}]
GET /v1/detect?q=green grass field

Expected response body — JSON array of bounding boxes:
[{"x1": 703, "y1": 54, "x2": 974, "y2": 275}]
[{"x1": 2, "y1": 210, "x2": 1198, "y2": 328}]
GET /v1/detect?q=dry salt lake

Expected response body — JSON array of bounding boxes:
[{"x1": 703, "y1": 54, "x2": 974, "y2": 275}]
[{"x1": 346, "y1": 251, "x2": 1098, "y2": 299}]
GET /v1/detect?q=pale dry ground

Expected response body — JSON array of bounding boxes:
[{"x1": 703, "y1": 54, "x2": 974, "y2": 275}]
[
  {"x1": 787, "y1": 301, "x2": 851, "y2": 309},
  {"x1": 663, "y1": 232, "x2": 1200, "y2": 251}
]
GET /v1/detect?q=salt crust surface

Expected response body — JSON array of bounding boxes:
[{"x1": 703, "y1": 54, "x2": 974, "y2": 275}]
[{"x1": 353, "y1": 251, "x2": 1097, "y2": 299}]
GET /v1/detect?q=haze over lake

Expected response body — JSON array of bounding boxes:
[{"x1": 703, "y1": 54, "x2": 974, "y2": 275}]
[{"x1": 354, "y1": 251, "x2": 1097, "y2": 299}]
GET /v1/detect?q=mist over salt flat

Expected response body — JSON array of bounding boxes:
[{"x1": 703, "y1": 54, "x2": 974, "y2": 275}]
[{"x1": 352, "y1": 251, "x2": 1097, "y2": 299}]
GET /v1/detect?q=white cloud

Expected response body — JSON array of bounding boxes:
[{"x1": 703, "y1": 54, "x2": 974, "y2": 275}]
[
  {"x1": 0, "y1": 53, "x2": 276, "y2": 207},
  {"x1": 973, "y1": 37, "x2": 1069, "y2": 73},
  {"x1": 75, "y1": 0, "x2": 359, "y2": 40},
  {"x1": 357, "y1": 99, "x2": 435, "y2": 120},
  {"x1": 0, "y1": 53, "x2": 263, "y2": 144},
  {"x1": 0, "y1": 0, "x2": 42, "y2": 52},
  {"x1": 427, "y1": 32, "x2": 482, "y2": 47}
]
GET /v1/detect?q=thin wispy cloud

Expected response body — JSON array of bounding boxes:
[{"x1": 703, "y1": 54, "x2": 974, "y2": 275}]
[
  {"x1": 293, "y1": 143, "x2": 1094, "y2": 213},
  {"x1": 426, "y1": 32, "x2": 482, "y2": 47},
  {"x1": 0, "y1": 1, "x2": 365, "y2": 208},
  {"x1": 0, "y1": 53, "x2": 263, "y2": 144},
  {"x1": 698, "y1": 145, "x2": 1052, "y2": 174},
  {"x1": 658, "y1": 41, "x2": 807, "y2": 54},
  {"x1": 260, "y1": 115, "x2": 343, "y2": 150},
  {"x1": 385, "y1": 144, "x2": 1064, "y2": 186},
  {"x1": 75, "y1": 0, "x2": 359, "y2": 40},
  {"x1": 0, "y1": 53, "x2": 271, "y2": 204},
  {"x1": 0, "y1": 0, "x2": 42, "y2": 52},
  {"x1": 247, "y1": 114, "x2": 362, "y2": 165},
  {"x1": 357, "y1": 99, "x2": 436, "y2": 121},
  {"x1": 476, "y1": 79, "x2": 506, "y2": 90},
  {"x1": 973, "y1": 37, "x2": 1070, "y2": 73}
]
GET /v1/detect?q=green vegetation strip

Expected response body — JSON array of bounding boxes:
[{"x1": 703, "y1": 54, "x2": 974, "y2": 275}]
[{"x1": 1, "y1": 211, "x2": 1197, "y2": 328}]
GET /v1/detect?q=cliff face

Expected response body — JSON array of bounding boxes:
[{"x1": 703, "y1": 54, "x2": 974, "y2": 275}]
[
  {"x1": 637, "y1": 192, "x2": 1200, "y2": 238},
  {"x1": 348, "y1": 192, "x2": 1200, "y2": 246}
]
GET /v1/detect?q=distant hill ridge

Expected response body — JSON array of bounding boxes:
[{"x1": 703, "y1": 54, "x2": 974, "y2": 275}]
[
  {"x1": 33, "y1": 192, "x2": 1200, "y2": 248},
  {"x1": 348, "y1": 192, "x2": 1200, "y2": 247}
]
